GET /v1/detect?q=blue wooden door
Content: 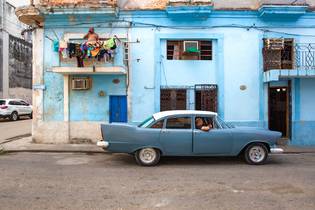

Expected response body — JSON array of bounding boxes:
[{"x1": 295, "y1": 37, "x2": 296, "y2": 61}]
[{"x1": 109, "y1": 96, "x2": 127, "y2": 123}]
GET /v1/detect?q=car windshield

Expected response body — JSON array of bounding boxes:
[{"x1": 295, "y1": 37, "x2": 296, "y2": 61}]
[
  {"x1": 138, "y1": 116, "x2": 155, "y2": 128},
  {"x1": 216, "y1": 116, "x2": 234, "y2": 129},
  {"x1": 0, "y1": 100, "x2": 5, "y2": 105}
]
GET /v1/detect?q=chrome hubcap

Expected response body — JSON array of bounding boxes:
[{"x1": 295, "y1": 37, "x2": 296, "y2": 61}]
[
  {"x1": 13, "y1": 114, "x2": 17, "y2": 120},
  {"x1": 139, "y1": 148, "x2": 156, "y2": 164},
  {"x1": 249, "y1": 146, "x2": 265, "y2": 163}
]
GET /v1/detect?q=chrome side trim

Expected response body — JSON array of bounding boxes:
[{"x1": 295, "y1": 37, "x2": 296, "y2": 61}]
[{"x1": 270, "y1": 148, "x2": 284, "y2": 154}]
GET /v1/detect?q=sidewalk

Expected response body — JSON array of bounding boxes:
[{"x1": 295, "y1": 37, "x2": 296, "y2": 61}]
[
  {"x1": 0, "y1": 137, "x2": 105, "y2": 153},
  {"x1": 1, "y1": 136, "x2": 315, "y2": 154}
]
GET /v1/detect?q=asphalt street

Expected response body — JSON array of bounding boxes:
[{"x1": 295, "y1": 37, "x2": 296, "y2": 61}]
[
  {"x1": 0, "y1": 118, "x2": 31, "y2": 143},
  {"x1": 0, "y1": 152, "x2": 314, "y2": 210}
]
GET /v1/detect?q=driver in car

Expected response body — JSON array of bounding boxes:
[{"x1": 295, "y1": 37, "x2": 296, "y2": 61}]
[{"x1": 195, "y1": 117, "x2": 213, "y2": 132}]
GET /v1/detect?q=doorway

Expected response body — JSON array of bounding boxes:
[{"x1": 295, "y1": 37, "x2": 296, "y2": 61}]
[
  {"x1": 268, "y1": 85, "x2": 291, "y2": 138},
  {"x1": 195, "y1": 84, "x2": 218, "y2": 112},
  {"x1": 109, "y1": 96, "x2": 127, "y2": 123}
]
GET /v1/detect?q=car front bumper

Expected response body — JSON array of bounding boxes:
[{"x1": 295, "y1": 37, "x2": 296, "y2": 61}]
[
  {"x1": 270, "y1": 147, "x2": 284, "y2": 154},
  {"x1": 96, "y1": 140, "x2": 109, "y2": 149}
]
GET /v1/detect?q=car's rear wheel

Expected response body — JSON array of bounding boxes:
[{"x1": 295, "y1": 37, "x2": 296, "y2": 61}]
[
  {"x1": 135, "y1": 148, "x2": 160, "y2": 166},
  {"x1": 244, "y1": 143, "x2": 268, "y2": 165},
  {"x1": 29, "y1": 112, "x2": 33, "y2": 119},
  {"x1": 10, "y1": 112, "x2": 19, "y2": 121}
]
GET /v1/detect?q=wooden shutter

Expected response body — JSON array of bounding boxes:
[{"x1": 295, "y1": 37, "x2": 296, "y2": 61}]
[
  {"x1": 281, "y1": 39, "x2": 294, "y2": 69},
  {"x1": 263, "y1": 39, "x2": 282, "y2": 71},
  {"x1": 160, "y1": 89, "x2": 186, "y2": 111}
]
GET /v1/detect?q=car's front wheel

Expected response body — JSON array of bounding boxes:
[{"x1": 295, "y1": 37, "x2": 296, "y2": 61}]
[
  {"x1": 244, "y1": 143, "x2": 268, "y2": 165},
  {"x1": 135, "y1": 148, "x2": 160, "y2": 166}
]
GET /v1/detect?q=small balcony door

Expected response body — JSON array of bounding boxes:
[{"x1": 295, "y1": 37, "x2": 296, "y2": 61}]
[{"x1": 268, "y1": 85, "x2": 291, "y2": 138}]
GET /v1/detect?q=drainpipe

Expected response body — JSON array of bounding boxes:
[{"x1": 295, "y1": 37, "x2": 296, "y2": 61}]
[{"x1": 127, "y1": 23, "x2": 132, "y2": 123}]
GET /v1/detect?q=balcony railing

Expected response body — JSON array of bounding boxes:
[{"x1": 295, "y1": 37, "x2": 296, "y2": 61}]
[{"x1": 295, "y1": 44, "x2": 315, "y2": 70}]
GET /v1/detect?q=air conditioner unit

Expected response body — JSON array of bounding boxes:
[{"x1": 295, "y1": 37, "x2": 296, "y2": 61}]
[
  {"x1": 265, "y1": 38, "x2": 284, "y2": 50},
  {"x1": 71, "y1": 78, "x2": 91, "y2": 90},
  {"x1": 183, "y1": 41, "x2": 199, "y2": 52}
]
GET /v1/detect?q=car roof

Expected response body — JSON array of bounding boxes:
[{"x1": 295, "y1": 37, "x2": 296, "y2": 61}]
[{"x1": 153, "y1": 110, "x2": 217, "y2": 120}]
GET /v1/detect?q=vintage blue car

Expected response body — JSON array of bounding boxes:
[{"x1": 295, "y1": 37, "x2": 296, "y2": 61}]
[{"x1": 97, "y1": 110, "x2": 283, "y2": 166}]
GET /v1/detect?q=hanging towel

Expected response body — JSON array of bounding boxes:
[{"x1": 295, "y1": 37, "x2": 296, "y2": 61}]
[{"x1": 53, "y1": 40, "x2": 59, "y2": 52}]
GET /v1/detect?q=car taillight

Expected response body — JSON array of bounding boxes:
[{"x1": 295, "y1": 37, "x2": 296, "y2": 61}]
[{"x1": 0, "y1": 105, "x2": 8, "y2": 109}]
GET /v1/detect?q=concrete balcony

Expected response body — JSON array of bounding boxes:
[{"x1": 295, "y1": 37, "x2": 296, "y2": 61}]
[
  {"x1": 52, "y1": 66, "x2": 127, "y2": 75},
  {"x1": 167, "y1": 0, "x2": 213, "y2": 19},
  {"x1": 15, "y1": 6, "x2": 44, "y2": 26},
  {"x1": 258, "y1": 0, "x2": 308, "y2": 17},
  {"x1": 263, "y1": 43, "x2": 315, "y2": 82}
]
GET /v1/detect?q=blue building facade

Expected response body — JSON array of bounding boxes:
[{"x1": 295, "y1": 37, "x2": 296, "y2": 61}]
[{"x1": 16, "y1": 0, "x2": 315, "y2": 145}]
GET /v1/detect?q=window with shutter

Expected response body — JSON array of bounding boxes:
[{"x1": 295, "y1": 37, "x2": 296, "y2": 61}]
[
  {"x1": 160, "y1": 89, "x2": 187, "y2": 111},
  {"x1": 166, "y1": 40, "x2": 212, "y2": 60},
  {"x1": 263, "y1": 38, "x2": 294, "y2": 71}
]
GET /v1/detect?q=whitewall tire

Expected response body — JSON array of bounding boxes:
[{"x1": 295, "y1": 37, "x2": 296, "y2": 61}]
[
  {"x1": 244, "y1": 143, "x2": 268, "y2": 165},
  {"x1": 135, "y1": 148, "x2": 160, "y2": 166}
]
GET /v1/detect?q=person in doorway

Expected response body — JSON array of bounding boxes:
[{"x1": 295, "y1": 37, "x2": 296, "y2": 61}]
[
  {"x1": 195, "y1": 117, "x2": 213, "y2": 132},
  {"x1": 83, "y1": 27, "x2": 99, "y2": 43}
]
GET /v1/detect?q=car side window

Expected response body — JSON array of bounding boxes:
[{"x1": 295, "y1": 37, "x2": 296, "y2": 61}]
[
  {"x1": 166, "y1": 117, "x2": 191, "y2": 129},
  {"x1": 20, "y1": 101, "x2": 28, "y2": 106},
  {"x1": 195, "y1": 116, "x2": 220, "y2": 130},
  {"x1": 14, "y1": 101, "x2": 22, "y2": 106},
  {"x1": 9, "y1": 101, "x2": 16, "y2": 105},
  {"x1": 150, "y1": 120, "x2": 164, "y2": 129}
]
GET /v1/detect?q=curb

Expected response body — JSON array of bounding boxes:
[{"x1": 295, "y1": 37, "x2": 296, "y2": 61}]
[
  {"x1": 0, "y1": 134, "x2": 32, "y2": 145},
  {"x1": 3, "y1": 149, "x2": 109, "y2": 154}
]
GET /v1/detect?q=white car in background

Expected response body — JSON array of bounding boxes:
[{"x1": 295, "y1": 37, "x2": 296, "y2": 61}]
[{"x1": 0, "y1": 99, "x2": 32, "y2": 121}]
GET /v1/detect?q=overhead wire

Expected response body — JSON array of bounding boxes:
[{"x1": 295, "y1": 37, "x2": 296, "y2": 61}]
[{"x1": 43, "y1": 19, "x2": 315, "y2": 38}]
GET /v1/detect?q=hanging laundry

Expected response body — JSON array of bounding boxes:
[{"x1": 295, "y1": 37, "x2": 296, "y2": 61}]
[
  {"x1": 53, "y1": 40, "x2": 59, "y2": 52},
  {"x1": 103, "y1": 38, "x2": 116, "y2": 50},
  {"x1": 59, "y1": 40, "x2": 68, "y2": 49},
  {"x1": 60, "y1": 48, "x2": 68, "y2": 59},
  {"x1": 56, "y1": 35, "x2": 119, "y2": 67},
  {"x1": 68, "y1": 43, "x2": 76, "y2": 58}
]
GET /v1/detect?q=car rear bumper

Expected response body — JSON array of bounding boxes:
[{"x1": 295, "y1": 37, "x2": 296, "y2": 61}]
[
  {"x1": 270, "y1": 147, "x2": 284, "y2": 154},
  {"x1": 0, "y1": 114, "x2": 10, "y2": 118},
  {"x1": 96, "y1": 140, "x2": 109, "y2": 149}
]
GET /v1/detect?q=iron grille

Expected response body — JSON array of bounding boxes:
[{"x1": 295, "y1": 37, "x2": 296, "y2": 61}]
[
  {"x1": 195, "y1": 84, "x2": 218, "y2": 112},
  {"x1": 295, "y1": 44, "x2": 315, "y2": 70}
]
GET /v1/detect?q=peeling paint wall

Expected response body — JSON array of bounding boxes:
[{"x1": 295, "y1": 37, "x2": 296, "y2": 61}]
[
  {"x1": 259, "y1": 0, "x2": 307, "y2": 5},
  {"x1": 39, "y1": 0, "x2": 116, "y2": 7},
  {"x1": 8, "y1": 35, "x2": 32, "y2": 102},
  {"x1": 213, "y1": 0, "x2": 259, "y2": 10},
  {"x1": 35, "y1": 0, "x2": 315, "y2": 10},
  {"x1": 118, "y1": 0, "x2": 168, "y2": 10}
]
